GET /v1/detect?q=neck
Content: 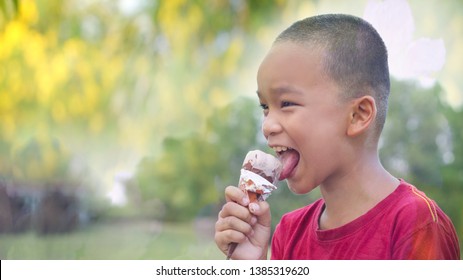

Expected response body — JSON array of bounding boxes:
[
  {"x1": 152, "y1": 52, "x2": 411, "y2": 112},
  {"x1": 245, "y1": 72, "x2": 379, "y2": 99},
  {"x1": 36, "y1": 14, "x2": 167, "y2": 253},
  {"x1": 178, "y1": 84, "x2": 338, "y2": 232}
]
[{"x1": 318, "y1": 152, "x2": 399, "y2": 230}]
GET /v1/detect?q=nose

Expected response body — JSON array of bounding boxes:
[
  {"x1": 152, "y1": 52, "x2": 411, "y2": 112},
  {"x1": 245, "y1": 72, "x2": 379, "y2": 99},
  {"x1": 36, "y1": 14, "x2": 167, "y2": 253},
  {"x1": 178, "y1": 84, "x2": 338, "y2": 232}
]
[{"x1": 262, "y1": 112, "x2": 283, "y2": 139}]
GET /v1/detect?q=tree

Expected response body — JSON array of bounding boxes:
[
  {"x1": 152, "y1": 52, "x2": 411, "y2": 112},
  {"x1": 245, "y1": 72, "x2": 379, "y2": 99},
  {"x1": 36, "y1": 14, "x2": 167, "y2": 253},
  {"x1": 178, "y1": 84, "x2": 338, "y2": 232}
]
[
  {"x1": 130, "y1": 97, "x2": 263, "y2": 221},
  {"x1": 380, "y1": 80, "x2": 450, "y2": 187}
]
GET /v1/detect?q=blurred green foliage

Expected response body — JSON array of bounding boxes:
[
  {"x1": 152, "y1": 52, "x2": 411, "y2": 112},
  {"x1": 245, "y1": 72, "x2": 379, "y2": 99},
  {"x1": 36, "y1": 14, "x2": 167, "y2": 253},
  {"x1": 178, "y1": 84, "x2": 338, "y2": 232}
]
[
  {"x1": 0, "y1": 0, "x2": 462, "y2": 257},
  {"x1": 0, "y1": 0, "x2": 298, "y2": 230},
  {"x1": 129, "y1": 98, "x2": 263, "y2": 221},
  {"x1": 382, "y1": 81, "x2": 450, "y2": 187}
]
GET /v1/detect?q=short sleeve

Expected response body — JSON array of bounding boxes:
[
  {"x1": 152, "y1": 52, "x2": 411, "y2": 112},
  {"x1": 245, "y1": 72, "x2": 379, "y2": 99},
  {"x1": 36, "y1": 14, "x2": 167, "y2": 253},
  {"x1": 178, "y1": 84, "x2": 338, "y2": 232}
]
[{"x1": 393, "y1": 221, "x2": 460, "y2": 260}]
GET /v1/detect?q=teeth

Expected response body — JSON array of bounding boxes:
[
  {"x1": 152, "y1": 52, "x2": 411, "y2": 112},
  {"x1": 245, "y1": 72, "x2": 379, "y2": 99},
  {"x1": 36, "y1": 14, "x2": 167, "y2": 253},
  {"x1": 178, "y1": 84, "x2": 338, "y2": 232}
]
[{"x1": 272, "y1": 146, "x2": 291, "y2": 153}]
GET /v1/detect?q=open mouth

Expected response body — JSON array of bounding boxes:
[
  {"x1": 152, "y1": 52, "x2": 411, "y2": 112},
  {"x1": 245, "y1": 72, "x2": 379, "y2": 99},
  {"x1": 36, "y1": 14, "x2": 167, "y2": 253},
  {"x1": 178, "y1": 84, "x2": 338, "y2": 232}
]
[{"x1": 272, "y1": 146, "x2": 300, "y2": 180}]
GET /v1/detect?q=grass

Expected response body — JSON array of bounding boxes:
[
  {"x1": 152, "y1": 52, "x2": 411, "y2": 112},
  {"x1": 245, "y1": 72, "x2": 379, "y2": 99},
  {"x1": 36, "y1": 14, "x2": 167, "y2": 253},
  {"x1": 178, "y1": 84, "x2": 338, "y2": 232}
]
[{"x1": 0, "y1": 218, "x2": 224, "y2": 260}]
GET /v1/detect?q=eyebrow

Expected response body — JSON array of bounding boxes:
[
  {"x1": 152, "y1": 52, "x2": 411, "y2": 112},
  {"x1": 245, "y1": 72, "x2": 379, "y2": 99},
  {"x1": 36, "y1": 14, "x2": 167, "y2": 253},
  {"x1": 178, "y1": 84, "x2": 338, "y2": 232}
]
[{"x1": 256, "y1": 85, "x2": 304, "y2": 97}]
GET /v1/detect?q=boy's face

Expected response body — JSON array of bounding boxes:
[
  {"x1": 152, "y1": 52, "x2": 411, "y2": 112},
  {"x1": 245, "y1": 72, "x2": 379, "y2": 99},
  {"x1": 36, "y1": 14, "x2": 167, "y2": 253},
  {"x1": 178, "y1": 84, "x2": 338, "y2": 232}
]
[{"x1": 257, "y1": 41, "x2": 351, "y2": 194}]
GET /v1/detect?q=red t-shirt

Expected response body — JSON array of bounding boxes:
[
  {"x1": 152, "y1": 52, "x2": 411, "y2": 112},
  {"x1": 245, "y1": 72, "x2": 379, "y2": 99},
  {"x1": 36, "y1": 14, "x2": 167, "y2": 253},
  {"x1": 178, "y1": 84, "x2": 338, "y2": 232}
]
[{"x1": 271, "y1": 180, "x2": 460, "y2": 259}]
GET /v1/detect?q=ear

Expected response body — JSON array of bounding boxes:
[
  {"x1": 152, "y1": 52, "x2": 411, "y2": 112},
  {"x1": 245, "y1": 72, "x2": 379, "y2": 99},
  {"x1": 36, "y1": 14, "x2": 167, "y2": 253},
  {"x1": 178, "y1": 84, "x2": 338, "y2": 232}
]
[{"x1": 347, "y1": 95, "x2": 376, "y2": 137}]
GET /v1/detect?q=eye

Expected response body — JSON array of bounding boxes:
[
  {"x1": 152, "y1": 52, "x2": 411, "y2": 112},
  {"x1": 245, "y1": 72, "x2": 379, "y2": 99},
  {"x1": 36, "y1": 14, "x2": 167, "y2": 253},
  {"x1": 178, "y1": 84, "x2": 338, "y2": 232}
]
[
  {"x1": 281, "y1": 101, "x2": 296, "y2": 108},
  {"x1": 259, "y1": 102, "x2": 269, "y2": 116}
]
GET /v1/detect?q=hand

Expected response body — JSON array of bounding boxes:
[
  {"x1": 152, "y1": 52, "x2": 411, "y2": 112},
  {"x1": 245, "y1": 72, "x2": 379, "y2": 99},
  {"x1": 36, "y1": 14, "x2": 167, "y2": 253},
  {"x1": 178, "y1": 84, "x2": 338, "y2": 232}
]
[{"x1": 214, "y1": 186, "x2": 272, "y2": 260}]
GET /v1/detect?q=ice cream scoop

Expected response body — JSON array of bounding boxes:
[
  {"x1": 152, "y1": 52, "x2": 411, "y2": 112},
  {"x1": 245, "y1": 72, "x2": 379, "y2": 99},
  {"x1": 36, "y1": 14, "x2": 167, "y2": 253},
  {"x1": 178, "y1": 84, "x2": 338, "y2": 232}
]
[{"x1": 226, "y1": 150, "x2": 282, "y2": 260}]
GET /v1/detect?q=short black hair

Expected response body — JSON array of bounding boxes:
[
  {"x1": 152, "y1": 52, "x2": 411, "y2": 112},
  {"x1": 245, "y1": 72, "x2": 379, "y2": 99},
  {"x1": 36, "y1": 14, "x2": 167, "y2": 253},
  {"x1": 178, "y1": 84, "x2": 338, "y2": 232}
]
[{"x1": 275, "y1": 14, "x2": 390, "y2": 134}]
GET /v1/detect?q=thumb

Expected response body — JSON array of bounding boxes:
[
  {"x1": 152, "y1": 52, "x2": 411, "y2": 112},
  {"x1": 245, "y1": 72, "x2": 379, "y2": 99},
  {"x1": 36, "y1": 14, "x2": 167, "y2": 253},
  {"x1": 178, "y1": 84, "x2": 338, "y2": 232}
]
[{"x1": 249, "y1": 201, "x2": 271, "y2": 227}]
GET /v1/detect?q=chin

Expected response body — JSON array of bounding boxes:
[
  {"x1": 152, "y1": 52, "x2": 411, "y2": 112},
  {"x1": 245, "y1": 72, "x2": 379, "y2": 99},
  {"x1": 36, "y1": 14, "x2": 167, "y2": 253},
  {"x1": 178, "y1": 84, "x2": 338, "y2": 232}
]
[
  {"x1": 286, "y1": 178, "x2": 317, "y2": 195},
  {"x1": 286, "y1": 180, "x2": 310, "y2": 195}
]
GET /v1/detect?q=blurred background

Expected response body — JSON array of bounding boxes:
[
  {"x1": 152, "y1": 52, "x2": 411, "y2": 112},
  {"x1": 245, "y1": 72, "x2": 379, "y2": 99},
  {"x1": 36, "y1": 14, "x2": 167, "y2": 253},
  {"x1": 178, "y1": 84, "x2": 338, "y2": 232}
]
[{"x1": 0, "y1": 0, "x2": 461, "y2": 259}]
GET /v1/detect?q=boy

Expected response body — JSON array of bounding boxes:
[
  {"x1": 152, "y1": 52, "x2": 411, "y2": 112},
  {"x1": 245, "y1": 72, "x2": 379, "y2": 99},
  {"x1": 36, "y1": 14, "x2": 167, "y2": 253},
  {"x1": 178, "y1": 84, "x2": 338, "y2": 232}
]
[{"x1": 214, "y1": 14, "x2": 460, "y2": 259}]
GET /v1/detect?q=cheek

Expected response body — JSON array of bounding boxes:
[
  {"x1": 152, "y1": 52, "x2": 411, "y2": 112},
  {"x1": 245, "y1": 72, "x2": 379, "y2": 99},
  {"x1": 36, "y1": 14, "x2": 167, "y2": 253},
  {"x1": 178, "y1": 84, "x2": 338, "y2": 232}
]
[{"x1": 286, "y1": 115, "x2": 310, "y2": 139}]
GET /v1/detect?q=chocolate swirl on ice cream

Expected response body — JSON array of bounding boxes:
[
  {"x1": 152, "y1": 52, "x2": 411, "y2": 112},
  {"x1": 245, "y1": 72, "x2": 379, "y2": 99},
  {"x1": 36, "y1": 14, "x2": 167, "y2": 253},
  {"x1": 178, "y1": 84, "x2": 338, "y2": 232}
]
[
  {"x1": 226, "y1": 150, "x2": 282, "y2": 260},
  {"x1": 242, "y1": 150, "x2": 282, "y2": 183}
]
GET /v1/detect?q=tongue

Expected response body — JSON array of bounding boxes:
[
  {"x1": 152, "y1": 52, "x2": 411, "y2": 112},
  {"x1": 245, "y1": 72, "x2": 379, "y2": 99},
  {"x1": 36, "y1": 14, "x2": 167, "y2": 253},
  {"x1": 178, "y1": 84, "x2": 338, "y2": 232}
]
[{"x1": 279, "y1": 150, "x2": 300, "y2": 180}]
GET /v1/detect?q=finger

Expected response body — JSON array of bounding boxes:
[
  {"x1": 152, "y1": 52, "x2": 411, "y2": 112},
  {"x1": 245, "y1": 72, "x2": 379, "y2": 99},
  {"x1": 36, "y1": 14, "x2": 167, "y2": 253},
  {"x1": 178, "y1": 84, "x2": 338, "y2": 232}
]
[
  {"x1": 224, "y1": 229, "x2": 248, "y2": 244},
  {"x1": 215, "y1": 229, "x2": 247, "y2": 252},
  {"x1": 248, "y1": 201, "x2": 272, "y2": 228},
  {"x1": 219, "y1": 201, "x2": 255, "y2": 224},
  {"x1": 215, "y1": 215, "x2": 255, "y2": 237},
  {"x1": 225, "y1": 185, "x2": 249, "y2": 206}
]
